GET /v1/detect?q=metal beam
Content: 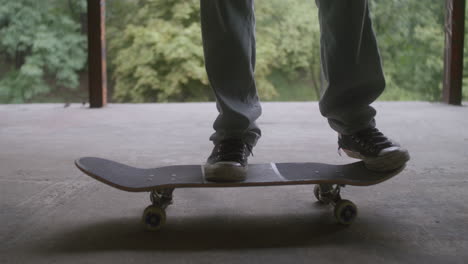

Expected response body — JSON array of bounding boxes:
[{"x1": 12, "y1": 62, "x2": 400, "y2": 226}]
[
  {"x1": 87, "y1": 0, "x2": 107, "y2": 108},
  {"x1": 443, "y1": 0, "x2": 465, "y2": 105}
]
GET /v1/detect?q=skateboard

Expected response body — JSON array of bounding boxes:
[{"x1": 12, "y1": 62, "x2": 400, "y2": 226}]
[{"x1": 75, "y1": 157, "x2": 405, "y2": 231}]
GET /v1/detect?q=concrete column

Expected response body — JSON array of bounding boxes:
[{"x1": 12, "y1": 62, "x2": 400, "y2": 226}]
[
  {"x1": 443, "y1": 0, "x2": 465, "y2": 105},
  {"x1": 87, "y1": 0, "x2": 107, "y2": 108}
]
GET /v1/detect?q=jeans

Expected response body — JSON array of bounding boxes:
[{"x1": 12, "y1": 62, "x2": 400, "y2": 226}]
[{"x1": 200, "y1": 0, "x2": 385, "y2": 147}]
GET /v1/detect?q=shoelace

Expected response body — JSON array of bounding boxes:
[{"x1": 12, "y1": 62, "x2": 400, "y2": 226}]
[
  {"x1": 215, "y1": 139, "x2": 253, "y2": 161},
  {"x1": 351, "y1": 127, "x2": 393, "y2": 153}
]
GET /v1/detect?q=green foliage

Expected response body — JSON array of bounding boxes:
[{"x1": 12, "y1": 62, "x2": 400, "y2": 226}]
[
  {"x1": 0, "y1": 0, "x2": 87, "y2": 103},
  {"x1": 371, "y1": 0, "x2": 445, "y2": 101},
  {"x1": 256, "y1": 0, "x2": 321, "y2": 99},
  {"x1": 108, "y1": 0, "x2": 208, "y2": 102},
  {"x1": 266, "y1": 70, "x2": 319, "y2": 101},
  {"x1": 108, "y1": 0, "x2": 448, "y2": 103},
  {"x1": 107, "y1": 0, "x2": 321, "y2": 102},
  {"x1": 0, "y1": 0, "x2": 457, "y2": 103}
]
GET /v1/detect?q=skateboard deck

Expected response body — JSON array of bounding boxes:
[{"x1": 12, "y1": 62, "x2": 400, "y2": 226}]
[
  {"x1": 75, "y1": 157, "x2": 403, "y2": 192},
  {"x1": 75, "y1": 157, "x2": 405, "y2": 230}
]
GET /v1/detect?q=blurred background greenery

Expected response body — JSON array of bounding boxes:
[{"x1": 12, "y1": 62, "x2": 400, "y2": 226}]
[{"x1": 0, "y1": 0, "x2": 467, "y2": 104}]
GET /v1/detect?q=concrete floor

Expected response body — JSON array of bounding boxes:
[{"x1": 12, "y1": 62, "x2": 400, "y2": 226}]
[{"x1": 1, "y1": 102, "x2": 467, "y2": 264}]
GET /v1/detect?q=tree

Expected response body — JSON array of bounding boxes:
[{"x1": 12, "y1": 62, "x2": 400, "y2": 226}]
[
  {"x1": 108, "y1": 0, "x2": 448, "y2": 103},
  {"x1": 107, "y1": 0, "x2": 321, "y2": 102},
  {"x1": 108, "y1": 0, "x2": 208, "y2": 102},
  {"x1": 0, "y1": 0, "x2": 450, "y2": 103},
  {"x1": 370, "y1": 0, "x2": 445, "y2": 101},
  {"x1": 256, "y1": 0, "x2": 321, "y2": 100},
  {"x1": 0, "y1": 0, "x2": 87, "y2": 103}
]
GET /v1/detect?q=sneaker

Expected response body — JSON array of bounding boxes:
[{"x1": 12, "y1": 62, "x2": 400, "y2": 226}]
[
  {"x1": 204, "y1": 138, "x2": 252, "y2": 182},
  {"x1": 338, "y1": 127, "x2": 410, "y2": 171}
]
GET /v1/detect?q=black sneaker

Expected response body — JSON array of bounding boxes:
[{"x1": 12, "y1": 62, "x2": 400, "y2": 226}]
[
  {"x1": 338, "y1": 127, "x2": 410, "y2": 171},
  {"x1": 204, "y1": 138, "x2": 252, "y2": 182}
]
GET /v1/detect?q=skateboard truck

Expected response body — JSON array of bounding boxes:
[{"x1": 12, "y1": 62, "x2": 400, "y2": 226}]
[
  {"x1": 143, "y1": 188, "x2": 174, "y2": 231},
  {"x1": 314, "y1": 184, "x2": 358, "y2": 225},
  {"x1": 150, "y1": 188, "x2": 174, "y2": 209}
]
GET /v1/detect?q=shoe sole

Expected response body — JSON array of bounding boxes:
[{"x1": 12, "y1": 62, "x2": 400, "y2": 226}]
[
  {"x1": 342, "y1": 148, "x2": 410, "y2": 172},
  {"x1": 204, "y1": 162, "x2": 247, "y2": 182}
]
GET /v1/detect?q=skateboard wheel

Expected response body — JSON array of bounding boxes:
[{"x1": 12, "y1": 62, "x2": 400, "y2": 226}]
[
  {"x1": 142, "y1": 205, "x2": 166, "y2": 231},
  {"x1": 334, "y1": 200, "x2": 357, "y2": 225}
]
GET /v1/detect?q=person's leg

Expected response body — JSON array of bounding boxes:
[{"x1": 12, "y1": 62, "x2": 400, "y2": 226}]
[
  {"x1": 316, "y1": 0, "x2": 383, "y2": 135},
  {"x1": 316, "y1": 0, "x2": 409, "y2": 171},
  {"x1": 200, "y1": 0, "x2": 260, "y2": 182},
  {"x1": 200, "y1": 0, "x2": 262, "y2": 148}
]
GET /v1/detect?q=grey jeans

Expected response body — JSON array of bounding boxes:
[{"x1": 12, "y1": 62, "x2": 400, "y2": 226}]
[{"x1": 200, "y1": 0, "x2": 385, "y2": 147}]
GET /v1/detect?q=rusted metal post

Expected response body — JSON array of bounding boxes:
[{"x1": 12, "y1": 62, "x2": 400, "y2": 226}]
[
  {"x1": 87, "y1": 0, "x2": 107, "y2": 108},
  {"x1": 443, "y1": 0, "x2": 465, "y2": 105}
]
